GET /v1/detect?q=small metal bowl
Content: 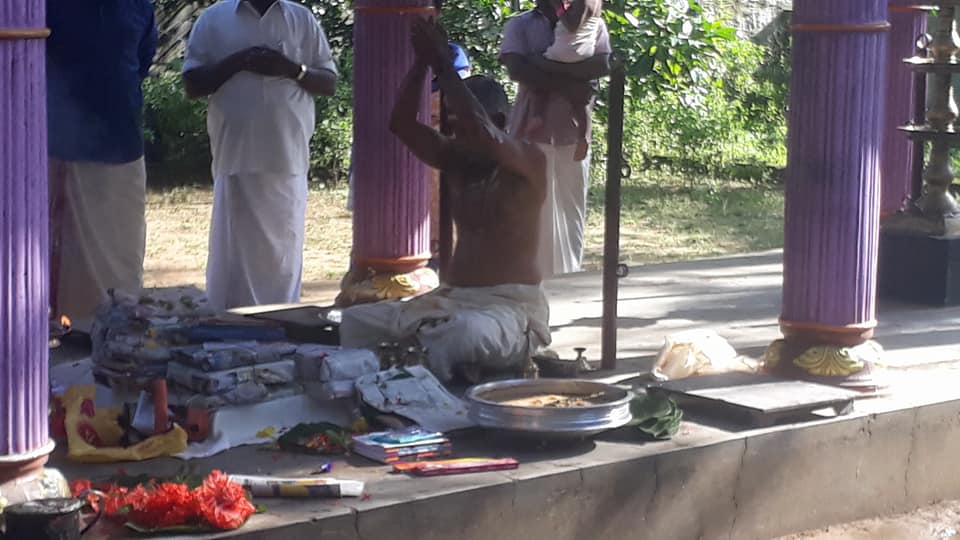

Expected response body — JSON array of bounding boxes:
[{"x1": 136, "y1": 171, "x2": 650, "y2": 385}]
[{"x1": 465, "y1": 379, "x2": 634, "y2": 438}]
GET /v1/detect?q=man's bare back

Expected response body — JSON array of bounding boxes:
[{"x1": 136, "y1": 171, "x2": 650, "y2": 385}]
[
  {"x1": 446, "y1": 160, "x2": 543, "y2": 287},
  {"x1": 389, "y1": 19, "x2": 547, "y2": 289}
]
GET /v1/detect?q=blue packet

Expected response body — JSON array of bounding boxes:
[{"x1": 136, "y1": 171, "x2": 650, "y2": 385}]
[{"x1": 368, "y1": 427, "x2": 444, "y2": 445}]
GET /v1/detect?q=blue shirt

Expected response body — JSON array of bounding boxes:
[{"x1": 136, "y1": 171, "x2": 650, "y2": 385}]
[{"x1": 46, "y1": 0, "x2": 158, "y2": 163}]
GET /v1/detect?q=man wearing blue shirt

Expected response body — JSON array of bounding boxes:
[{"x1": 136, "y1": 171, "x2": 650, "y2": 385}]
[{"x1": 47, "y1": 0, "x2": 158, "y2": 327}]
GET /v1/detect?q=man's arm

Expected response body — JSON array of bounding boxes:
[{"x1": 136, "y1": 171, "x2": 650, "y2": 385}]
[
  {"x1": 245, "y1": 49, "x2": 337, "y2": 96},
  {"x1": 233, "y1": 18, "x2": 338, "y2": 97},
  {"x1": 498, "y1": 15, "x2": 579, "y2": 94},
  {"x1": 297, "y1": 67, "x2": 337, "y2": 96},
  {"x1": 500, "y1": 52, "x2": 579, "y2": 92},
  {"x1": 526, "y1": 53, "x2": 611, "y2": 81},
  {"x1": 182, "y1": 52, "x2": 248, "y2": 99},
  {"x1": 389, "y1": 60, "x2": 455, "y2": 170},
  {"x1": 181, "y1": 14, "x2": 247, "y2": 99},
  {"x1": 499, "y1": 10, "x2": 611, "y2": 87},
  {"x1": 435, "y1": 50, "x2": 544, "y2": 184},
  {"x1": 293, "y1": 21, "x2": 338, "y2": 96},
  {"x1": 501, "y1": 53, "x2": 597, "y2": 106},
  {"x1": 138, "y1": 4, "x2": 159, "y2": 79}
]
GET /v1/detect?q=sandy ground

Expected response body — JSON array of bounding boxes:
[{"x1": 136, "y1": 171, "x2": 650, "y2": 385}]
[
  {"x1": 143, "y1": 185, "x2": 352, "y2": 300},
  {"x1": 780, "y1": 501, "x2": 960, "y2": 540},
  {"x1": 143, "y1": 180, "x2": 784, "y2": 299}
]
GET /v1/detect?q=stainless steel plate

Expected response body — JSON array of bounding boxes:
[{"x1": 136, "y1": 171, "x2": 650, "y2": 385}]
[{"x1": 465, "y1": 379, "x2": 634, "y2": 437}]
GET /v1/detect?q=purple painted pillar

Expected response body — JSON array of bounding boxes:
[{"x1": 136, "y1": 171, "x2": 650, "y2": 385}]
[
  {"x1": 341, "y1": 0, "x2": 435, "y2": 303},
  {"x1": 0, "y1": 0, "x2": 52, "y2": 476},
  {"x1": 767, "y1": 0, "x2": 889, "y2": 388},
  {"x1": 882, "y1": 1, "x2": 927, "y2": 216}
]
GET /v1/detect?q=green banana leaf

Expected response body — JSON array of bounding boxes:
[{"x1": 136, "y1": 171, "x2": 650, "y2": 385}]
[{"x1": 628, "y1": 393, "x2": 683, "y2": 440}]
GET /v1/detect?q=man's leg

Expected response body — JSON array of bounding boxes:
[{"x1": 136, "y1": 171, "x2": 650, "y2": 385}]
[
  {"x1": 205, "y1": 173, "x2": 307, "y2": 310},
  {"x1": 339, "y1": 301, "x2": 406, "y2": 351},
  {"x1": 536, "y1": 142, "x2": 560, "y2": 278},
  {"x1": 415, "y1": 300, "x2": 532, "y2": 382},
  {"x1": 552, "y1": 143, "x2": 589, "y2": 274},
  {"x1": 56, "y1": 159, "x2": 147, "y2": 327}
]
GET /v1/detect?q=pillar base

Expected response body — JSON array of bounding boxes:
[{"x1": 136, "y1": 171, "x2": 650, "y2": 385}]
[
  {"x1": 0, "y1": 461, "x2": 69, "y2": 514},
  {"x1": 336, "y1": 266, "x2": 439, "y2": 307},
  {"x1": 880, "y1": 222, "x2": 960, "y2": 305},
  {"x1": 763, "y1": 339, "x2": 886, "y2": 394}
]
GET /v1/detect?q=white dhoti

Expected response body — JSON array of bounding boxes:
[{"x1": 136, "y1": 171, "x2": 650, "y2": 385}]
[
  {"x1": 49, "y1": 158, "x2": 147, "y2": 328},
  {"x1": 340, "y1": 285, "x2": 551, "y2": 382},
  {"x1": 537, "y1": 143, "x2": 590, "y2": 278},
  {"x1": 206, "y1": 173, "x2": 307, "y2": 311}
]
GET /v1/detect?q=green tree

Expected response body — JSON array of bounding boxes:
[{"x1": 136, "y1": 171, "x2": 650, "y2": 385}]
[{"x1": 146, "y1": 0, "x2": 740, "y2": 185}]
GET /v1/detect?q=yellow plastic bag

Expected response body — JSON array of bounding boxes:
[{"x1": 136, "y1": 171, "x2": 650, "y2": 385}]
[{"x1": 63, "y1": 385, "x2": 187, "y2": 463}]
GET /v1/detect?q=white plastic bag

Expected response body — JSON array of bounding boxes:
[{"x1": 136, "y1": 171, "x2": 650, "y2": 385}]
[{"x1": 651, "y1": 330, "x2": 752, "y2": 381}]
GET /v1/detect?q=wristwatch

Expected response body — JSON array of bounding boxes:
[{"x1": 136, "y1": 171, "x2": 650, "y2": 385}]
[{"x1": 294, "y1": 63, "x2": 307, "y2": 81}]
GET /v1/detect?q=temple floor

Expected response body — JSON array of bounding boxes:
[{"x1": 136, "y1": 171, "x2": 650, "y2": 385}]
[{"x1": 50, "y1": 250, "x2": 960, "y2": 539}]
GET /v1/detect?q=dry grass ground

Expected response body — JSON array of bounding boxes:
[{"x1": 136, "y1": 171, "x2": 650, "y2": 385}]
[
  {"x1": 780, "y1": 500, "x2": 960, "y2": 540},
  {"x1": 143, "y1": 173, "x2": 784, "y2": 299}
]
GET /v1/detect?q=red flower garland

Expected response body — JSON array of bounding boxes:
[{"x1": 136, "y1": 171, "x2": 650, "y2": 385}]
[
  {"x1": 69, "y1": 470, "x2": 255, "y2": 531},
  {"x1": 196, "y1": 471, "x2": 257, "y2": 530}
]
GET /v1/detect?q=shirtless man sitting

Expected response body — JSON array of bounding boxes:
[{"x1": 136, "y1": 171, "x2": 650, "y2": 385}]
[{"x1": 339, "y1": 18, "x2": 550, "y2": 383}]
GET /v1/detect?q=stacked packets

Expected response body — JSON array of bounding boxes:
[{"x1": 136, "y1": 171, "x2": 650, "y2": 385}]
[{"x1": 351, "y1": 427, "x2": 451, "y2": 464}]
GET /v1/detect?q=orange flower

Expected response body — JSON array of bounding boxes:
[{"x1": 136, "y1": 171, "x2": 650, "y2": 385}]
[
  {"x1": 72, "y1": 472, "x2": 254, "y2": 531},
  {"x1": 195, "y1": 471, "x2": 255, "y2": 530},
  {"x1": 69, "y1": 479, "x2": 100, "y2": 513},
  {"x1": 69, "y1": 479, "x2": 91, "y2": 497},
  {"x1": 102, "y1": 486, "x2": 131, "y2": 517},
  {"x1": 123, "y1": 482, "x2": 199, "y2": 529}
]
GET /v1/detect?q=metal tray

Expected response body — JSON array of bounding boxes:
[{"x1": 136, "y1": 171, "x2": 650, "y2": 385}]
[{"x1": 465, "y1": 379, "x2": 634, "y2": 438}]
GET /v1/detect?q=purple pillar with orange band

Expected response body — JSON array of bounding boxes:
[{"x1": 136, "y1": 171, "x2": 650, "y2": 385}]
[
  {"x1": 337, "y1": 0, "x2": 439, "y2": 305},
  {"x1": 0, "y1": 0, "x2": 69, "y2": 504},
  {"x1": 764, "y1": 0, "x2": 889, "y2": 391}
]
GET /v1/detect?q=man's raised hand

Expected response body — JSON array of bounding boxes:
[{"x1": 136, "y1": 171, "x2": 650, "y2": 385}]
[{"x1": 410, "y1": 18, "x2": 452, "y2": 71}]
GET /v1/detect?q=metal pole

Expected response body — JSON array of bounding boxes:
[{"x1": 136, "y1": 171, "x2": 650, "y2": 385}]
[
  {"x1": 601, "y1": 54, "x2": 626, "y2": 371},
  {"x1": 438, "y1": 96, "x2": 453, "y2": 277}
]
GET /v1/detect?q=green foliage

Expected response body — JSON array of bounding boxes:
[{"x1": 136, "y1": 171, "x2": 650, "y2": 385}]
[
  {"x1": 614, "y1": 37, "x2": 787, "y2": 184},
  {"x1": 753, "y1": 11, "x2": 791, "y2": 120},
  {"x1": 438, "y1": 0, "x2": 516, "y2": 76},
  {"x1": 144, "y1": 0, "x2": 787, "y2": 188},
  {"x1": 142, "y1": 66, "x2": 210, "y2": 181},
  {"x1": 311, "y1": 50, "x2": 354, "y2": 184},
  {"x1": 603, "y1": 0, "x2": 735, "y2": 97}
]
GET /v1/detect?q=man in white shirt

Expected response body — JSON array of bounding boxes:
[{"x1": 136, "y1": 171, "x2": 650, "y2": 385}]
[
  {"x1": 500, "y1": 0, "x2": 610, "y2": 277},
  {"x1": 182, "y1": 0, "x2": 337, "y2": 310}
]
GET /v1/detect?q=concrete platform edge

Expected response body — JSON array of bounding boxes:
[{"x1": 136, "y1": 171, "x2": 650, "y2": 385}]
[{"x1": 210, "y1": 396, "x2": 960, "y2": 540}]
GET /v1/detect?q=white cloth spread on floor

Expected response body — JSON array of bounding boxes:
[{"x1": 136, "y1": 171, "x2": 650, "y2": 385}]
[
  {"x1": 339, "y1": 285, "x2": 551, "y2": 382},
  {"x1": 50, "y1": 158, "x2": 146, "y2": 329},
  {"x1": 205, "y1": 172, "x2": 307, "y2": 310}
]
